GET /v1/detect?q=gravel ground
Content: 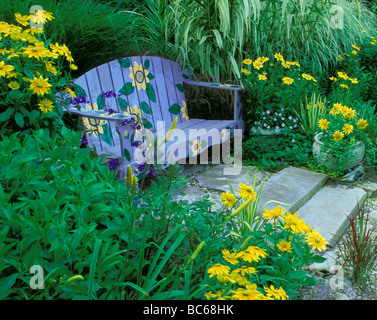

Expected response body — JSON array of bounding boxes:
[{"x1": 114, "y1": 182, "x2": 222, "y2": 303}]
[{"x1": 297, "y1": 171, "x2": 377, "y2": 300}]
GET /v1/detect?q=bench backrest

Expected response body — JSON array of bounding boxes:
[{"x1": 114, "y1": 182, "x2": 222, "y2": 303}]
[{"x1": 72, "y1": 56, "x2": 189, "y2": 132}]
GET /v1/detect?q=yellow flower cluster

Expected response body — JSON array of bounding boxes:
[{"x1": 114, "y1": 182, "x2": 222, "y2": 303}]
[
  {"x1": 221, "y1": 183, "x2": 256, "y2": 208},
  {"x1": 0, "y1": 12, "x2": 76, "y2": 114},
  {"x1": 318, "y1": 103, "x2": 368, "y2": 142}
]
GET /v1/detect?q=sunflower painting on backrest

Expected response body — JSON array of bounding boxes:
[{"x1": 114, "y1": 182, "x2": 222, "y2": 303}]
[{"x1": 129, "y1": 61, "x2": 150, "y2": 91}]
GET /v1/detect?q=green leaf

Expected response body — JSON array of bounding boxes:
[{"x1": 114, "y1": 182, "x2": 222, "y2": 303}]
[
  {"x1": 176, "y1": 83, "x2": 184, "y2": 92},
  {"x1": 168, "y1": 104, "x2": 181, "y2": 115},
  {"x1": 143, "y1": 59, "x2": 150, "y2": 69},
  {"x1": 145, "y1": 83, "x2": 156, "y2": 102},
  {"x1": 119, "y1": 83, "x2": 134, "y2": 96},
  {"x1": 0, "y1": 273, "x2": 18, "y2": 299},
  {"x1": 15, "y1": 113, "x2": 24, "y2": 128},
  {"x1": 143, "y1": 119, "x2": 153, "y2": 129},
  {"x1": 0, "y1": 108, "x2": 13, "y2": 122},
  {"x1": 140, "y1": 101, "x2": 152, "y2": 114},
  {"x1": 147, "y1": 73, "x2": 154, "y2": 81},
  {"x1": 73, "y1": 84, "x2": 87, "y2": 97},
  {"x1": 118, "y1": 58, "x2": 131, "y2": 68},
  {"x1": 124, "y1": 148, "x2": 131, "y2": 161},
  {"x1": 100, "y1": 123, "x2": 113, "y2": 146},
  {"x1": 310, "y1": 255, "x2": 327, "y2": 263},
  {"x1": 96, "y1": 95, "x2": 105, "y2": 110},
  {"x1": 117, "y1": 97, "x2": 128, "y2": 110}
]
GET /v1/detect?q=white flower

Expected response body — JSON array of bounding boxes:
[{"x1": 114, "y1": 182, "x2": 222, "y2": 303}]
[
  {"x1": 282, "y1": 123, "x2": 285, "y2": 127},
  {"x1": 292, "y1": 139, "x2": 295, "y2": 143}
]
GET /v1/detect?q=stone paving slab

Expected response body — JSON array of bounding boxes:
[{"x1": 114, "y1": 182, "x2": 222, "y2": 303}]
[
  {"x1": 195, "y1": 164, "x2": 266, "y2": 194},
  {"x1": 256, "y1": 166, "x2": 328, "y2": 213},
  {"x1": 297, "y1": 186, "x2": 367, "y2": 247}
]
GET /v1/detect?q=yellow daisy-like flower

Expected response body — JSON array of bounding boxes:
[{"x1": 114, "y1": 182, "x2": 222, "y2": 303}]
[
  {"x1": 0, "y1": 61, "x2": 15, "y2": 77},
  {"x1": 306, "y1": 230, "x2": 328, "y2": 252},
  {"x1": 329, "y1": 76, "x2": 337, "y2": 82},
  {"x1": 362, "y1": 30, "x2": 366, "y2": 33},
  {"x1": 221, "y1": 192, "x2": 236, "y2": 208},
  {"x1": 264, "y1": 285, "x2": 289, "y2": 300},
  {"x1": 14, "y1": 13, "x2": 31, "y2": 26},
  {"x1": 221, "y1": 249, "x2": 239, "y2": 265},
  {"x1": 237, "y1": 246, "x2": 267, "y2": 263},
  {"x1": 220, "y1": 129, "x2": 227, "y2": 141},
  {"x1": 302, "y1": 73, "x2": 317, "y2": 82},
  {"x1": 274, "y1": 53, "x2": 284, "y2": 61},
  {"x1": 44, "y1": 60, "x2": 58, "y2": 75},
  {"x1": 282, "y1": 77, "x2": 294, "y2": 85},
  {"x1": 23, "y1": 41, "x2": 50, "y2": 60},
  {"x1": 318, "y1": 118, "x2": 330, "y2": 130},
  {"x1": 230, "y1": 283, "x2": 264, "y2": 300},
  {"x1": 343, "y1": 123, "x2": 353, "y2": 135},
  {"x1": 70, "y1": 63, "x2": 78, "y2": 70},
  {"x1": 238, "y1": 183, "x2": 256, "y2": 200},
  {"x1": 340, "y1": 84, "x2": 348, "y2": 89},
  {"x1": 276, "y1": 240, "x2": 293, "y2": 253},
  {"x1": 241, "y1": 68, "x2": 251, "y2": 75},
  {"x1": 371, "y1": 42, "x2": 376, "y2": 45},
  {"x1": 258, "y1": 74, "x2": 267, "y2": 81},
  {"x1": 50, "y1": 42, "x2": 65, "y2": 55},
  {"x1": 350, "y1": 78, "x2": 358, "y2": 84},
  {"x1": 207, "y1": 263, "x2": 231, "y2": 278},
  {"x1": 191, "y1": 139, "x2": 201, "y2": 156},
  {"x1": 343, "y1": 107, "x2": 357, "y2": 120},
  {"x1": 262, "y1": 205, "x2": 286, "y2": 220},
  {"x1": 204, "y1": 291, "x2": 217, "y2": 300},
  {"x1": 357, "y1": 118, "x2": 368, "y2": 129},
  {"x1": 281, "y1": 60, "x2": 292, "y2": 69},
  {"x1": 352, "y1": 44, "x2": 360, "y2": 51},
  {"x1": 252, "y1": 60, "x2": 263, "y2": 70},
  {"x1": 8, "y1": 81, "x2": 20, "y2": 90},
  {"x1": 181, "y1": 101, "x2": 189, "y2": 120},
  {"x1": 243, "y1": 58, "x2": 252, "y2": 65},
  {"x1": 38, "y1": 99, "x2": 54, "y2": 113},
  {"x1": 282, "y1": 212, "x2": 307, "y2": 234},
  {"x1": 31, "y1": 10, "x2": 54, "y2": 24},
  {"x1": 337, "y1": 71, "x2": 349, "y2": 80},
  {"x1": 232, "y1": 266, "x2": 256, "y2": 276},
  {"x1": 65, "y1": 88, "x2": 76, "y2": 98},
  {"x1": 333, "y1": 130, "x2": 344, "y2": 142},
  {"x1": 352, "y1": 50, "x2": 357, "y2": 55},
  {"x1": 29, "y1": 75, "x2": 52, "y2": 96},
  {"x1": 129, "y1": 61, "x2": 150, "y2": 91}
]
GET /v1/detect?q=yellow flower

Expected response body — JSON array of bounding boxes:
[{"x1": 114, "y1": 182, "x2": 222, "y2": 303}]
[
  {"x1": 343, "y1": 107, "x2": 357, "y2": 120},
  {"x1": 329, "y1": 76, "x2": 337, "y2": 82},
  {"x1": 221, "y1": 192, "x2": 236, "y2": 208},
  {"x1": 129, "y1": 61, "x2": 150, "y2": 91},
  {"x1": 31, "y1": 10, "x2": 54, "y2": 24},
  {"x1": 65, "y1": 88, "x2": 76, "y2": 98},
  {"x1": 0, "y1": 61, "x2": 15, "y2": 77},
  {"x1": 274, "y1": 53, "x2": 284, "y2": 61},
  {"x1": 238, "y1": 183, "x2": 256, "y2": 200},
  {"x1": 262, "y1": 205, "x2": 285, "y2": 220},
  {"x1": 207, "y1": 264, "x2": 231, "y2": 278},
  {"x1": 70, "y1": 63, "x2": 78, "y2": 70},
  {"x1": 243, "y1": 58, "x2": 252, "y2": 65},
  {"x1": 282, "y1": 77, "x2": 294, "y2": 85},
  {"x1": 342, "y1": 123, "x2": 353, "y2": 135},
  {"x1": 252, "y1": 60, "x2": 263, "y2": 70},
  {"x1": 38, "y1": 99, "x2": 54, "y2": 113},
  {"x1": 352, "y1": 44, "x2": 360, "y2": 51},
  {"x1": 191, "y1": 139, "x2": 201, "y2": 156},
  {"x1": 318, "y1": 119, "x2": 330, "y2": 130},
  {"x1": 236, "y1": 246, "x2": 267, "y2": 263},
  {"x1": 220, "y1": 129, "x2": 227, "y2": 140},
  {"x1": 362, "y1": 30, "x2": 366, "y2": 33},
  {"x1": 221, "y1": 249, "x2": 239, "y2": 265},
  {"x1": 23, "y1": 41, "x2": 50, "y2": 60},
  {"x1": 241, "y1": 68, "x2": 251, "y2": 75},
  {"x1": 264, "y1": 285, "x2": 289, "y2": 300},
  {"x1": 204, "y1": 291, "x2": 217, "y2": 300},
  {"x1": 8, "y1": 81, "x2": 20, "y2": 90},
  {"x1": 357, "y1": 118, "x2": 368, "y2": 129},
  {"x1": 230, "y1": 283, "x2": 264, "y2": 300},
  {"x1": 276, "y1": 240, "x2": 293, "y2": 253},
  {"x1": 350, "y1": 78, "x2": 358, "y2": 84},
  {"x1": 337, "y1": 71, "x2": 349, "y2": 80},
  {"x1": 50, "y1": 43, "x2": 65, "y2": 55},
  {"x1": 352, "y1": 50, "x2": 357, "y2": 55},
  {"x1": 45, "y1": 60, "x2": 58, "y2": 75},
  {"x1": 181, "y1": 101, "x2": 189, "y2": 120},
  {"x1": 232, "y1": 266, "x2": 256, "y2": 276},
  {"x1": 333, "y1": 130, "x2": 344, "y2": 142},
  {"x1": 306, "y1": 230, "x2": 328, "y2": 252},
  {"x1": 258, "y1": 74, "x2": 267, "y2": 81},
  {"x1": 281, "y1": 60, "x2": 292, "y2": 69},
  {"x1": 302, "y1": 73, "x2": 317, "y2": 82},
  {"x1": 15, "y1": 13, "x2": 31, "y2": 27},
  {"x1": 340, "y1": 84, "x2": 348, "y2": 89},
  {"x1": 282, "y1": 211, "x2": 307, "y2": 234},
  {"x1": 28, "y1": 75, "x2": 52, "y2": 96},
  {"x1": 371, "y1": 42, "x2": 376, "y2": 45}
]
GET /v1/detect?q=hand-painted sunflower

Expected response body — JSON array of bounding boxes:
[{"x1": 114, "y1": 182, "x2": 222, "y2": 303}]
[
  {"x1": 129, "y1": 61, "x2": 150, "y2": 91},
  {"x1": 181, "y1": 101, "x2": 189, "y2": 121}
]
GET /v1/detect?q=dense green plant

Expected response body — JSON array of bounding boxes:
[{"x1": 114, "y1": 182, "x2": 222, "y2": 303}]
[
  {"x1": 0, "y1": 12, "x2": 74, "y2": 136},
  {"x1": 338, "y1": 202, "x2": 377, "y2": 289},
  {"x1": 0, "y1": 127, "x2": 207, "y2": 300}
]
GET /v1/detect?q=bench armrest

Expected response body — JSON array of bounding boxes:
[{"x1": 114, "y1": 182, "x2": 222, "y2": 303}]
[
  {"x1": 183, "y1": 80, "x2": 243, "y2": 91},
  {"x1": 63, "y1": 107, "x2": 135, "y2": 122}
]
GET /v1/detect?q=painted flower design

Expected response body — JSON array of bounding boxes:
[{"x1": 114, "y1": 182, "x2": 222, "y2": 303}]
[
  {"x1": 129, "y1": 61, "x2": 150, "y2": 91},
  {"x1": 181, "y1": 101, "x2": 189, "y2": 120},
  {"x1": 191, "y1": 139, "x2": 201, "y2": 156},
  {"x1": 83, "y1": 102, "x2": 106, "y2": 136}
]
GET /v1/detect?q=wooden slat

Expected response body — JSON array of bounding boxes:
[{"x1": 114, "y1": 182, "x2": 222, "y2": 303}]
[
  {"x1": 108, "y1": 60, "x2": 131, "y2": 112},
  {"x1": 170, "y1": 60, "x2": 187, "y2": 122},
  {"x1": 184, "y1": 80, "x2": 243, "y2": 91},
  {"x1": 96, "y1": 63, "x2": 120, "y2": 112}
]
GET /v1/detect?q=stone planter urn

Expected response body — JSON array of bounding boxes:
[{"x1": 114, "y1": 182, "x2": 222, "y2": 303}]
[
  {"x1": 250, "y1": 127, "x2": 283, "y2": 149},
  {"x1": 312, "y1": 132, "x2": 365, "y2": 171}
]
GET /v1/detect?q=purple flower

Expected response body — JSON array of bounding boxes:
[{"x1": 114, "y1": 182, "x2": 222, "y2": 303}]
[
  {"x1": 279, "y1": 161, "x2": 285, "y2": 167},
  {"x1": 292, "y1": 139, "x2": 295, "y2": 143},
  {"x1": 107, "y1": 158, "x2": 120, "y2": 171},
  {"x1": 131, "y1": 141, "x2": 142, "y2": 147},
  {"x1": 80, "y1": 138, "x2": 88, "y2": 145},
  {"x1": 101, "y1": 90, "x2": 116, "y2": 98},
  {"x1": 137, "y1": 163, "x2": 155, "y2": 178},
  {"x1": 71, "y1": 95, "x2": 89, "y2": 105},
  {"x1": 108, "y1": 108, "x2": 117, "y2": 115},
  {"x1": 266, "y1": 110, "x2": 270, "y2": 114}
]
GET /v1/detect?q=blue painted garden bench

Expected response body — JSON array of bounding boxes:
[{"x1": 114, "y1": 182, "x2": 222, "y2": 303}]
[{"x1": 63, "y1": 56, "x2": 243, "y2": 173}]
